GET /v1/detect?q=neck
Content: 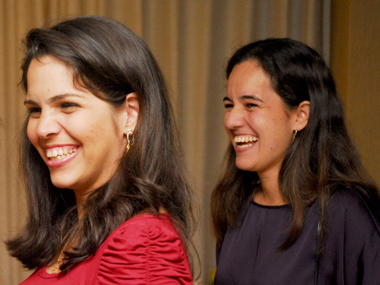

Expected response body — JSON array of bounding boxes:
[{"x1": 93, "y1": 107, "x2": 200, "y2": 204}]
[{"x1": 254, "y1": 172, "x2": 287, "y2": 206}]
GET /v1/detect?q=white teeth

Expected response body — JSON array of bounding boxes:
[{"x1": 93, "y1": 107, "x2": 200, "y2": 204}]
[
  {"x1": 234, "y1": 136, "x2": 259, "y2": 143},
  {"x1": 46, "y1": 147, "x2": 77, "y2": 159},
  {"x1": 237, "y1": 143, "x2": 253, "y2": 148}
]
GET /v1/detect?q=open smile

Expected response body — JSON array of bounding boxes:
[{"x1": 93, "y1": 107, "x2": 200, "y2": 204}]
[
  {"x1": 234, "y1": 135, "x2": 259, "y2": 149},
  {"x1": 46, "y1": 146, "x2": 78, "y2": 161}
]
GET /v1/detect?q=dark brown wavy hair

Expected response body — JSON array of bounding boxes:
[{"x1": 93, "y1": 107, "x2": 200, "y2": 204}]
[
  {"x1": 211, "y1": 38, "x2": 379, "y2": 251},
  {"x1": 7, "y1": 15, "x2": 194, "y2": 273}
]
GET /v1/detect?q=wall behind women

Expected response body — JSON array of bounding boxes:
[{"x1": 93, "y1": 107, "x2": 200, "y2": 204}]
[
  {"x1": 331, "y1": 0, "x2": 380, "y2": 188},
  {"x1": 0, "y1": 0, "x2": 345, "y2": 284}
]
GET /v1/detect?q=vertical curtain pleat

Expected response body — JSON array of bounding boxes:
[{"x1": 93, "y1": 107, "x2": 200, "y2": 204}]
[
  {"x1": 0, "y1": 1, "x2": 330, "y2": 284},
  {"x1": 101, "y1": 0, "x2": 144, "y2": 35},
  {"x1": 1, "y1": 0, "x2": 37, "y2": 282},
  {"x1": 143, "y1": 0, "x2": 180, "y2": 95}
]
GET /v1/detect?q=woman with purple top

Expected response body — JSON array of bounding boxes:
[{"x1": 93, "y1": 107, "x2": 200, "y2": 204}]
[{"x1": 212, "y1": 38, "x2": 380, "y2": 284}]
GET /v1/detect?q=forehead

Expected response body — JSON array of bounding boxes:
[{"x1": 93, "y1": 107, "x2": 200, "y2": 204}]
[
  {"x1": 27, "y1": 56, "x2": 73, "y2": 87},
  {"x1": 28, "y1": 55, "x2": 72, "y2": 75},
  {"x1": 227, "y1": 60, "x2": 273, "y2": 95},
  {"x1": 26, "y1": 56, "x2": 89, "y2": 100}
]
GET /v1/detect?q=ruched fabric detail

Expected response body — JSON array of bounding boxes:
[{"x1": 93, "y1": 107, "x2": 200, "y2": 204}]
[{"x1": 96, "y1": 214, "x2": 192, "y2": 285}]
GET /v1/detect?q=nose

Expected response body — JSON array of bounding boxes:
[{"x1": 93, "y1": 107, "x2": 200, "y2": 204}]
[
  {"x1": 224, "y1": 107, "x2": 245, "y2": 130},
  {"x1": 36, "y1": 112, "x2": 61, "y2": 139}
]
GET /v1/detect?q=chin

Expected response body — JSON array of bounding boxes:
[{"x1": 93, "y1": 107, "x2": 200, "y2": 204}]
[
  {"x1": 50, "y1": 177, "x2": 74, "y2": 189},
  {"x1": 235, "y1": 164, "x2": 255, "y2": 172},
  {"x1": 235, "y1": 160, "x2": 256, "y2": 172}
]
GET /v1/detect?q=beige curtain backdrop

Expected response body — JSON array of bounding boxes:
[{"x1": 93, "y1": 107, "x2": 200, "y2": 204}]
[{"x1": 0, "y1": 0, "x2": 331, "y2": 284}]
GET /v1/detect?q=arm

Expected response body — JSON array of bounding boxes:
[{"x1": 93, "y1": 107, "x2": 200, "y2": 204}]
[
  {"x1": 320, "y1": 189, "x2": 380, "y2": 284},
  {"x1": 95, "y1": 214, "x2": 192, "y2": 285},
  {"x1": 343, "y1": 191, "x2": 380, "y2": 284}
]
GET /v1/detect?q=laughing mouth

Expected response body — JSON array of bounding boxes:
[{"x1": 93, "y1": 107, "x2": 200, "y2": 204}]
[
  {"x1": 234, "y1": 136, "x2": 259, "y2": 148},
  {"x1": 46, "y1": 147, "x2": 77, "y2": 160}
]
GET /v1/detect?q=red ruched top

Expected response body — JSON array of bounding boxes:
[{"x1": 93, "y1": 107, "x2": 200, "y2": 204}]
[{"x1": 20, "y1": 214, "x2": 193, "y2": 284}]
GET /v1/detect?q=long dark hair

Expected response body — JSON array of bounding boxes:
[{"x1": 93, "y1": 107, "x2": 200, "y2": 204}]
[
  {"x1": 211, "y1": 38, "x2": 379, "y2": 250},
  {"x1": 7, "y1": 15, "x2": 194, "y2": 273}
]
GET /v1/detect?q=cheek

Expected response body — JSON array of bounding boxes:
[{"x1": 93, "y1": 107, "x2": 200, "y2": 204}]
[
  {"x1": 245, "y1": 113, "x2": 260, "y2": 130},
  {"x1": 71, "y1": 117, "x2": 99, "y2": 139},
  {"x1": 93, "y1": 122, "x2": 115, "y2": 142},
  {"x1": 268, "y1": 121, "x2": 293, "y2": 148},
  {"x1": 87, "y1": 119, "x2": 122, "y2": 147},
  {"x1": 256, "y1": 114, "x2": 287, "y2": 137}
]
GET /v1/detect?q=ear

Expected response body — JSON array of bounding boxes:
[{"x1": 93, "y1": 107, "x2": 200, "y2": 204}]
[
  {"x1": 122, "y1": 92, "x2": 139, "y2": 134},
  {"x1": 294, "y1": 100, "x2": 310, "y2": 131}
]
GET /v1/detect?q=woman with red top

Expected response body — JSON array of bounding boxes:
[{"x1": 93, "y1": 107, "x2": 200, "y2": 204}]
[{"x1": 7, "y1": 16, "x2": 194, "y2": 284}]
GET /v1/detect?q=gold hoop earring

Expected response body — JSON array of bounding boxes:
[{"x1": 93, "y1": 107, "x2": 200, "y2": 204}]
[{"x1": 126, "y1": 130, "x2": 134, "y2": 152}]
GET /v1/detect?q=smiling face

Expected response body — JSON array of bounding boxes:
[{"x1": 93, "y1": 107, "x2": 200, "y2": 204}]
[
  {"x1": 25, "y1": 55, "x2": 130, "y2": 203},
  {"x1": 224, "y1": 60, "x2": 299, "y2": 181}
]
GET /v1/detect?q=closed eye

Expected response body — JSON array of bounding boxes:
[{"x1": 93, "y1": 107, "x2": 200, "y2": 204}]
[
  {"x1": 224, "y1": 102, "x2": 234, "y2": 109},
  {"x1": 27, "y1": 107, "x2": 42, "y2": 118},
  {"x1": 246, "y1": 103, "x2": 258, "y2": 109},
  {"x1": 61, "y1": 102, "x2": 79, "y2": 113}
]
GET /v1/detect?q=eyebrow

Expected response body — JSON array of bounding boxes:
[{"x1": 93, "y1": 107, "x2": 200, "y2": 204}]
[
  {"x1": 240, "y1": 95, "x2": 264, "y2": 102},
  {"x1": 24, "y1": 93, "x2": 85, "y2": 105},
  {"x1": 223, "y1": 95, "x2": 264, "y2": 102}
]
